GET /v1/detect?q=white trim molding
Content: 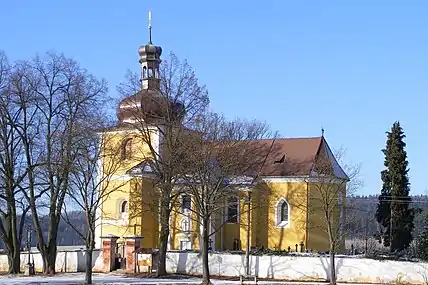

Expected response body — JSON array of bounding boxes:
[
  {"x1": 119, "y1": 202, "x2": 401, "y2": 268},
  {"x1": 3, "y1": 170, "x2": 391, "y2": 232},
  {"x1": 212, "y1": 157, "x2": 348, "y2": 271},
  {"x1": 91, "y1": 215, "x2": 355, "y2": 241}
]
[
  {"x1": 110, "y1": 174, "x2": 134, "y2": 181},
  {"x1": 262, "y1": 176, "x2": 347, "y2": 184},
  {"x1": 94, "y1": 133, "x2": 105, "y2": 249},
  {"x1": 275, "y1": 198, "x2": 291, "y2": 229},
  {"x1": 102, "y1": 218, "x2": 129, "y2": 227}
]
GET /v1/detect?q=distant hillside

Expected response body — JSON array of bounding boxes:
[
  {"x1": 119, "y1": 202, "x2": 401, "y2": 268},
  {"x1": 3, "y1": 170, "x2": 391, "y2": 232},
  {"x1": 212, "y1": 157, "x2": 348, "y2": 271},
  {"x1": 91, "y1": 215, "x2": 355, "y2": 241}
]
[
  {"x1": 0, "y1": 211, "x2": 86, "y2": 249},
  {"x1": 347, "y1": 194, "x2": 428, "y2": 239},
  {"x1": 3, "y1": 195, "x2": 428, "y2": 249}
]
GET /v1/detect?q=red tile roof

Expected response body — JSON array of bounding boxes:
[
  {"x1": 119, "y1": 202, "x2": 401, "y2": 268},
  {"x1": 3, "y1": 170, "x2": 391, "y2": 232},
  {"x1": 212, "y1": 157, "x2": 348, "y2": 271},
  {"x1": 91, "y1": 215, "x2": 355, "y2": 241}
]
[{"x1": 243, "y1": 137, "x2": 323, "y2": 177}]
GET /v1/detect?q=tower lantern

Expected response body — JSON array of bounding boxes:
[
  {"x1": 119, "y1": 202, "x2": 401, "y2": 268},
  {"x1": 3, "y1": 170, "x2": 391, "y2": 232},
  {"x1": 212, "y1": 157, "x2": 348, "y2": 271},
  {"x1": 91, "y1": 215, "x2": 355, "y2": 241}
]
[{"x1": 138, "y1": 11, "x2": 162, "y2": 91}]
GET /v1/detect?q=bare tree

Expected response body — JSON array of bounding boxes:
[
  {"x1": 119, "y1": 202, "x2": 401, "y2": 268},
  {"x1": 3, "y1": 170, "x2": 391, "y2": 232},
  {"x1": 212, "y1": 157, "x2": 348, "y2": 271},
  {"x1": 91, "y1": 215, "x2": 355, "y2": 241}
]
[
  {"x1": 306, "y1": 146, "x2": 362, "y2": 285},
  {"x1": 345, "y1": 199, "x2": 378, "y2": 255},
  {"x1": 0, "y1": 51, "x2": 31, "y2": 273},
  {"x1": 117, "y1": 52, "x2": 209, "y2": 276},
  {"x1": 180, "y1": 112, "x2": 275, "y2": 284},
  {"x1": 62, "y1": 123, "x2": 125, "y2": 284},
  {"x1": 11, "y1": 52, "x2": 108, "y2": 274}
]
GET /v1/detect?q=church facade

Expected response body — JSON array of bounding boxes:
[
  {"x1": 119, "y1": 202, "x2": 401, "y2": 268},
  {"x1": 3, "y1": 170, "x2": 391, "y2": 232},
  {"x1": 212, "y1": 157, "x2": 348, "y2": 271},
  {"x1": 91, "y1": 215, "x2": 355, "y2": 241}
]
[{"x1": 94, "y1": 29, "x2": 349, "y2": 257}]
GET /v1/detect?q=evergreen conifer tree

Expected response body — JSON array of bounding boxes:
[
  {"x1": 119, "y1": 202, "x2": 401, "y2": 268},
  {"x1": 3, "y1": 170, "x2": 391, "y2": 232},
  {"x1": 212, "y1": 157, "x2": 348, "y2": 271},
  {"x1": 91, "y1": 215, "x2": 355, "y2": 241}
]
[
  {"x1": 375, "y1": 121, "x2": 414, "y2": 252},
  {"x1": 417, "y1": 213, "x2": 428, "y2": 260}
]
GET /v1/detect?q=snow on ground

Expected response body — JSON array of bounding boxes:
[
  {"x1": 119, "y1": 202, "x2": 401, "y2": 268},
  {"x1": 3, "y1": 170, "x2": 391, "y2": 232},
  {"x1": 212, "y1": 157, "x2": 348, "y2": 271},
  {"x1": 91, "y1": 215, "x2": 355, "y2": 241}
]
[{"x1": 0, "y1": 273, "x2": 382, "y2": 285}]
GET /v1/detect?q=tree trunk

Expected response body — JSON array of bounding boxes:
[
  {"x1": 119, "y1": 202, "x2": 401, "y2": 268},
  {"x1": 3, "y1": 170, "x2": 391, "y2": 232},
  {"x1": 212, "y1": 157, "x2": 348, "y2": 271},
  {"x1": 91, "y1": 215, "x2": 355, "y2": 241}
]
[
  {"x1": 6, "y1": 243, "x2": 21, "y2": 274},
  {"x1": 85, "y1": 227, "x2": 96, "y2": 284},
  {"x1": 47, "y1": 246, "x2": 57, "y2": 274},
  {"x1": 157, "y1": 224, "x2": 169, "y2": 277},
  {"x1": 3, "y1": 216, "x2": 21, "y2": 274},
  {"x1": 201, "y1": 217, "x2": 211, "y2": 285},
  {"x1": 9, "y1": 243, "x2": 20, "y2": 274},
  {"x1": 3, "y1": 189, "x2": 21, "y2": 274},
  {"x1": 85, "y1": 249, "x2": 93, "y2": 284},
  {"x1": 329, "y1": 251, "x2": 336, "y2": 285},
  {"x1": 11, "y1": 211, "x2": 21, "y2": 274},
  {"x1": 40, "y1": 213, "x2": 60, "y2": 275},
  {"x1": 42, "y1": 241, "x2": 57, "y2": 275},
  {"x1": 157, "y1": 199, "x2": 171, "y2": 277}
]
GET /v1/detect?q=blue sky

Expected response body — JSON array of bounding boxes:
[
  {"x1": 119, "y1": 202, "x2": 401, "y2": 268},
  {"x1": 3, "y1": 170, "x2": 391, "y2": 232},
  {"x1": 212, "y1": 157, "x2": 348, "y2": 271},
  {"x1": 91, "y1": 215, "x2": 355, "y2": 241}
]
[{"x1": 1, "y1": 1, "x2": 427, "y2": 196}]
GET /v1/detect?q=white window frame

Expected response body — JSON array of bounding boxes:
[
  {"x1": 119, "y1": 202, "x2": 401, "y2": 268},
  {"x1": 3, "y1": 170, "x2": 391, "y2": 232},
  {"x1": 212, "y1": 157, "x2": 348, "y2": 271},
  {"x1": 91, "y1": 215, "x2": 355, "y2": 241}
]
[
  {"x1": 275, "y1": 198, "x2": 290, "y2": 228},
  {"x1": 225, "y1": 196, "x2": 240, "y2": 224}
]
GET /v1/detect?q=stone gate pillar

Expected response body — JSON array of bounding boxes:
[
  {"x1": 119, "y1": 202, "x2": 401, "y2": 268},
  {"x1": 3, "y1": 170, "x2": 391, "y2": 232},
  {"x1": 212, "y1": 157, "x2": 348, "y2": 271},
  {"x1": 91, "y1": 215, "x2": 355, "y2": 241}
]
[
  {"x1": 100, "y1": 235, "x2": 119, "y2": 272},
  {"x1": 123, "y1": 235, "x2": 144, "y2": 273}
]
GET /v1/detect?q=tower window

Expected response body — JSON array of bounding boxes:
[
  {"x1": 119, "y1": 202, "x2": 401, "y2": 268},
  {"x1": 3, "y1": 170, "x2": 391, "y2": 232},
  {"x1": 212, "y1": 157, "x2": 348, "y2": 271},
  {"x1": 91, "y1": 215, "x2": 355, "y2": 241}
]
[
  {"x1": 121, "y1": 138, "x2": 133, "y2": 160},
  {"x1": 119, "y1": 200, "x2": 129, "y2": 220},
  {"x1": 121, "y1": 201, "x2": 128, "y2": 213},
  {"x1": 148, "y1": 68, "x2": 153, "y2": 78},
  {"x1": 143, "y1": 66, "x2": 147, "y2": 79}
]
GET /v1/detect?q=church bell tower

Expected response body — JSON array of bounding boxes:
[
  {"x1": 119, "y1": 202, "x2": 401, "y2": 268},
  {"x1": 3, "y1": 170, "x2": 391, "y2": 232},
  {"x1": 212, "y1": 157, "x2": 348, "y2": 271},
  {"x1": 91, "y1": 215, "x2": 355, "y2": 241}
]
[{"x1": 138, "y1": 11, "x2": 162, "y2": 91}]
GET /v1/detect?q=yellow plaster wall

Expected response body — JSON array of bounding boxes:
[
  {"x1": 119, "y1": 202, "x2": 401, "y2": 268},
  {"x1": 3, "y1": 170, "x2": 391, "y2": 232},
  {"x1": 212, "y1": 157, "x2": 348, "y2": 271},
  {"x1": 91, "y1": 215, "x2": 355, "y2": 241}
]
[
  {"x1": 221, "y1": 192, "x2": 246, "y2": 251},
  {"x1": 101, "y1": 179, "x2": 131, "y2": 220},
  {"x1": 169, "y1": 197, "x2": 200, "y2": 250},
  {"x1": 252, "y1": 185, "x2": 269, "y2": 249},
  {"x1": 99, "y1": 129, "x2": 160, "y2": 246},
  {"x1": 306, "y1": 182, "x2": 346, "y2": 253},
  {"x1": 263, "y1": 181, "x2": 308, "y2": 251},
  {"x1": 100, "y1": 179, "x2": 133, "y2": 240},
  {"x1": 218, "y1": 183, "x2": 310, "y2": 252},
  {"x1": 128, "y1": 178, "x2": 159, "y2": 249},
  {"x1": 101, "y1": 129, "x2": 157, "y2": 176},
  {"x1": 239, "y1": 195, "x2": 253, "y2": 251}
]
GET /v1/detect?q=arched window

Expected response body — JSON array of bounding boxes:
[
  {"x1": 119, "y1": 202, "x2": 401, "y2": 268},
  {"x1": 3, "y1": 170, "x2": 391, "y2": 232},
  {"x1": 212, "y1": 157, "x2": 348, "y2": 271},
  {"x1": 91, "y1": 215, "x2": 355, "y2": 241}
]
[
  {"x1": 119, "y1": 200, "x2": 128, "y2": 220},
  {"x1": 276, "y1": 199, "x2": 290, "y2": 228},
  {"x1": 142, "y1": 66, "x2": 147, "y2": 79},
  {"x1": 280, "y1": 202, "x2": 288, "y2": 222},
  {"x1": 180, "y1": 218, "x2": 190, "y2": 232},
  {"x1": 148, "y1": 68, "x2": 153, "y2": 78},
  {"x1": 121, "y1": 201, "x2": 128, "y2": 213},
  {"x1": 226, "y1": 196, "x2": 239, "y2": 224},
  {"x1": 121, "y1": 138, "x2": 133, "y2": 160}
]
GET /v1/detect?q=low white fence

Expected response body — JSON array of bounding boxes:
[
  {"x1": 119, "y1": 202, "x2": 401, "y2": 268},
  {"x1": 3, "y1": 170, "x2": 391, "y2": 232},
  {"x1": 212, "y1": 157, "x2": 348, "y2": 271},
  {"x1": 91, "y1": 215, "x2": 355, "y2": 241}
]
[
  {"x1": 165, "y1": 252, "x2": 428, "y2": 284},
  {"x1": 0, "y1": 248, "x2": 101, "y2": 273}
]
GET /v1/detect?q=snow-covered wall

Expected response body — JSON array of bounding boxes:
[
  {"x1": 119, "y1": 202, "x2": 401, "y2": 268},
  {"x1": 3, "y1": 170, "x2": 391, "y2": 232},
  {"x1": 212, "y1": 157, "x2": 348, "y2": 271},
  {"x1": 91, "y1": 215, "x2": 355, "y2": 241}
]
[{"x1": 166, "y1": 252, "x2": 428, "y2": 284}]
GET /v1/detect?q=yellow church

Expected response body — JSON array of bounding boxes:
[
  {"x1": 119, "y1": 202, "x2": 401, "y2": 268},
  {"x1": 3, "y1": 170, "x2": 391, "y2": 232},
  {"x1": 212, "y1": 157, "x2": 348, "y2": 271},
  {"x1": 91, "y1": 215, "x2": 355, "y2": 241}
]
[{"x1": 94, "y1": 29, "x2": 349, "y2": 260}]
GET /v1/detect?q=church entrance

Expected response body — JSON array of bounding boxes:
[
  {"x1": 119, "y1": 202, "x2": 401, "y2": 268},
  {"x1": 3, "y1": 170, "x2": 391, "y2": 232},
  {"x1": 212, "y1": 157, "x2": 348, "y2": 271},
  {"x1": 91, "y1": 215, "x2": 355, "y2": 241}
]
[{"x1": 113, "y1": 242, "x2": 126, "y2": 270}]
